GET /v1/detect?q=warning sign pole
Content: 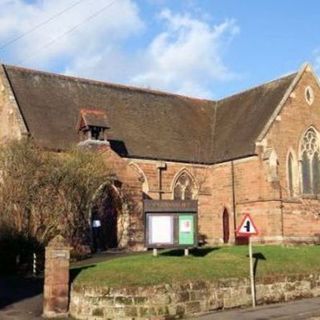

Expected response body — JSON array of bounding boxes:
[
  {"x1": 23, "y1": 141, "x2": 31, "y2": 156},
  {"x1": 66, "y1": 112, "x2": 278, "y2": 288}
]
[
  {"x1": 248, "y1": 236, "x2": 256, "y2": 308},
  {"x1": 236, "y1": 213, "x2": 258, "y2": 308}
]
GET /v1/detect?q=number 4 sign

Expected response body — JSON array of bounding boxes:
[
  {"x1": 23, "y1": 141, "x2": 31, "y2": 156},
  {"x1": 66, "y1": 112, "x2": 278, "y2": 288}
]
[{"x1": 236, "y1": 214, "x2": 259, "y2": 237}]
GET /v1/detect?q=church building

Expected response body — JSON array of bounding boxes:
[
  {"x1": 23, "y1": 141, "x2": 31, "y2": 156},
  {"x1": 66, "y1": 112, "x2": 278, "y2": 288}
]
[{"x1": 0, "y1": 62, "x2": 320, "y2": 249}]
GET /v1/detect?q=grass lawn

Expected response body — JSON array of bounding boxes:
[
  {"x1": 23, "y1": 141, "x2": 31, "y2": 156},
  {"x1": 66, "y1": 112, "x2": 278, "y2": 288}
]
[{"x1": 72, "y1": 245, "x2": 320, "y2": 288}]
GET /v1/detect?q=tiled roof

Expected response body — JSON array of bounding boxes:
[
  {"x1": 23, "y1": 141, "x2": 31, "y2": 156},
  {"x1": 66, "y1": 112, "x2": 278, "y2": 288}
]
[{"x1": 3, "y1": 64, "x2": 297, "y2": 164}]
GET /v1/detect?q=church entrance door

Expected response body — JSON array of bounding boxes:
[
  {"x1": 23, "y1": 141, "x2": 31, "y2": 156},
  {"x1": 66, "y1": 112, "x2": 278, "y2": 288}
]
[{"x1": 91, "y1": 184, "x2": 121, "y2": 252}]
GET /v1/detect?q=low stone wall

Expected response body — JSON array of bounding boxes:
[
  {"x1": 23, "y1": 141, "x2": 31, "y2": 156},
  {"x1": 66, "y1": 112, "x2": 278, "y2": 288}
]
[{"x1": 70, "y1": 274, "x2": 320, "y2": 319}]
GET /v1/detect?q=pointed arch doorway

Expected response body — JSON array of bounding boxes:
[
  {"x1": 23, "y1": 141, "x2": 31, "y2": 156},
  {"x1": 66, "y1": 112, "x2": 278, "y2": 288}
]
[
  {"x1": 91, "y1": 183, "x2": 123, "y2": 251},
  {"x1": 222, "y1": 208, "x2": 230, "y2": 244}
]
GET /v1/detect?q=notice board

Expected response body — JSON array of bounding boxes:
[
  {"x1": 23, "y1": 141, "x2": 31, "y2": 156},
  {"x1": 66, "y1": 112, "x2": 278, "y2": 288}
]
[{"x1": 144, "y1": 200, "x2": 198, "y2": 248}]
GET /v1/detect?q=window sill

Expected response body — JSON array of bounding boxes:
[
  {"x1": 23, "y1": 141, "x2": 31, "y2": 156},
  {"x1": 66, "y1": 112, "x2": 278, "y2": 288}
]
[
  {"x1": 284, "y1": 197, "x2": 301, "y2": 203},
  {"x1": 285, "y1": 194, "x2": 320, "y2": 202},
  {"x1": 301, "y1": 194, "x2": 320, "y2": 200}
]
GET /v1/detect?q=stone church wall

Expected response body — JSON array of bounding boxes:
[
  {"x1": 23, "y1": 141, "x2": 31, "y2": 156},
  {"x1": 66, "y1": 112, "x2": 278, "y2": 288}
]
[
  {"x1": 1, "y1": 63, "x2": 320, "y2": 247},
  {"x1": 129, "y1": 68, "x2": 320, "y2": 246},
  {"x1": 0, "y1": 65, "x2": 28, "y2": 141},
  {"x1": 129, "y1": 154, "x2": 284, "y2": 245},
  {"x1": 265, "y1": 68, "x2": 320, "y2": 242}
]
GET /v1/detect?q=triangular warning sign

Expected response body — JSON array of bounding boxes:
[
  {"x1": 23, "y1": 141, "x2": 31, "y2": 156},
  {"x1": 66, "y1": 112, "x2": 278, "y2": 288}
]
[{"x1": 236, "y1": 214, "x2": 259, "y2": 237}]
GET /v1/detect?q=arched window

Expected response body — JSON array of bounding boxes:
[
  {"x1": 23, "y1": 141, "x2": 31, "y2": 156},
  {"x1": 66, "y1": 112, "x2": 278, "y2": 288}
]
[
  {"x1": 173, "y1": 183, "x2": 183, "y2": 200},
  {"x1": 173, "y1": 172, "x2": 196, "y2": 200},
  {"x1": 269, "y1": 149, "x2": 279, "y2": 182},
  {"x1": 300, "y1": 128, "x2": 320, "y2": 194},
  {"x1": 312, "y1": 151, "x2": 320, "y2": 194},
  {"x1": 288, "y1": 153, "x2": 294, "y2": 196}
]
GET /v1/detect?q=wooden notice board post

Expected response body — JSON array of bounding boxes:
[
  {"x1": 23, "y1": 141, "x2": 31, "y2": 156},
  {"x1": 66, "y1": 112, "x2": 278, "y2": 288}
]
[{"x1": 236, "y1": 213, "x2": 259, "y2": 308}]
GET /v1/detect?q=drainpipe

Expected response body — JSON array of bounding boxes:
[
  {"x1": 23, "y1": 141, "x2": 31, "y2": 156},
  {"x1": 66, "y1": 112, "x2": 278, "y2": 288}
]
[
  {"x1": 157, "y1": 162, "x2": 167, "y2": 200},
  {"x1": 231, "y1": 161, "x2": 237, "y2": 243}
]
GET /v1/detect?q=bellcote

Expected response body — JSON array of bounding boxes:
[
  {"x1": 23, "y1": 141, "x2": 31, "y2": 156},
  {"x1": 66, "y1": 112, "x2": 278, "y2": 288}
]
[{"x1": 77, "y1": 109, "x2": 110, "y2": 142}]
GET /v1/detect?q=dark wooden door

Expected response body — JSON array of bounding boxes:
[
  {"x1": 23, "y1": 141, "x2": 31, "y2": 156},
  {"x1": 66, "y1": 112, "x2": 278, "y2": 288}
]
[
  {"x1": 92, "y1": 186, "x2": 120, "y2": 251},
  {"x1": 222, "y1": 208, "x2": 230, "y2": 244},
  {"x1": 101, "y1": 194, "x2": 118, "y2": 249}
]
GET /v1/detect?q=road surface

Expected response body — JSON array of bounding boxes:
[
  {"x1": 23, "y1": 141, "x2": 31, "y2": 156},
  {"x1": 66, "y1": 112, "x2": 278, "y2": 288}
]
[{"x1": 196, "y1": 297, "x2": 320, "y2": 320}]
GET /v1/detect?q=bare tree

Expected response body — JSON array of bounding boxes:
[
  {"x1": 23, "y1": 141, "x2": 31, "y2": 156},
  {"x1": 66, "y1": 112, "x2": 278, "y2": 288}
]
[{"x1": 0, "y1": 139, "x2": 115, "y2": 249}]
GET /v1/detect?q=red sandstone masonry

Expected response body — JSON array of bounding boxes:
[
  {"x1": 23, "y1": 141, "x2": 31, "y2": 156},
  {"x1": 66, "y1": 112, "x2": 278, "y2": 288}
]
[
  {"x1": 265, "y1": 69, "x2": 320, "y2": 241},
  {"x1": 123, "y1": 68, "x2": 320, "y2": 245},
  {"x1": 2, "y1": 64, "x2": 319, "y2": 246},
  {"x1": 69, "y1": 273, "x2": 320, "y2": 320},
  {"x1": 102, "y1": 147, "x2": 145, "y2": 250},
  {"x1": 43, "y1": 235, "x2": 71, "y2": 318}
]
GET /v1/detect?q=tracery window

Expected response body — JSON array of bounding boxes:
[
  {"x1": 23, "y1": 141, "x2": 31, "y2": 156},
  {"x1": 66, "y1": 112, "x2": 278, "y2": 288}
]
[
  {"x1": 300, "y1": 128, "x2": 320, "y2": 194},
  {"x1": 288, "y1": 153, "x2": 294, "y2": 196},
  {"x1": 173, "y1": 172, "x2": 196, "y2": 200}
]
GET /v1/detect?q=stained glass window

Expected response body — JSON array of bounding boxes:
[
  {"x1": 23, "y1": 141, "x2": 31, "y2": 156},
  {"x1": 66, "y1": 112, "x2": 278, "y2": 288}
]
[
  {"x1": 312, "y1": 152, "x2": 320, "y2": 194},
  {"x1": 173, "y1": 183, "x2": 183, "y2": 200},
  {"x1": 300, "y1": 128, "x2": 320, "y2": 194},
  {"x1": 288, "y1": 153, "x2": 294, "y2": 196},
  {"x1": 302, "y1": 151, "x2": 311, "y2": 194}
]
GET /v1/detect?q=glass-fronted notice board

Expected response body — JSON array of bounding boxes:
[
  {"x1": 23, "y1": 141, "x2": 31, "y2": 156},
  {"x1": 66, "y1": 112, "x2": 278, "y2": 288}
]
[{"x1": 144, "y1": 200, "x2": 198, "y2": 249}]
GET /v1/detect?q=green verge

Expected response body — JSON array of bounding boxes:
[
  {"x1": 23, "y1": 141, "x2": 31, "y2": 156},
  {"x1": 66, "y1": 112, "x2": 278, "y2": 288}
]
[{"x1": 72, "y1": 245, "x2": 320, "y2": 288}]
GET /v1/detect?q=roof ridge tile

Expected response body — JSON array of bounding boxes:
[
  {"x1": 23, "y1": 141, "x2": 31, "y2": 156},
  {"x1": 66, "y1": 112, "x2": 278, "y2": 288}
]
[
  {"x1": 3, "y1": 63, "x2": 213, "y2": 103},
  {"x1": 217, "y1": 72, "x2": 297, "y2": 104}
]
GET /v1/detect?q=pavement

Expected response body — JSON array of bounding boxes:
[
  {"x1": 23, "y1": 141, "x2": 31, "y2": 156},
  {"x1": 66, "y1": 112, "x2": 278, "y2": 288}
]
[
  {"x1": 196, "y1": 297, "x2": 320, "y2": 320},
  {"x1": 71, "y1": 248, "x2": 146, "y2": 268},
  {"x1": 0, "y1": 275, "x2": 43, "y2": 320}
]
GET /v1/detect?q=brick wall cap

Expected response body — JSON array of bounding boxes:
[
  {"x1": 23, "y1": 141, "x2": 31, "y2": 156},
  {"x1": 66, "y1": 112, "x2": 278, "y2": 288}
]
[{"x1": 47, "y1": 235, "x2": 70, "y2": 249}]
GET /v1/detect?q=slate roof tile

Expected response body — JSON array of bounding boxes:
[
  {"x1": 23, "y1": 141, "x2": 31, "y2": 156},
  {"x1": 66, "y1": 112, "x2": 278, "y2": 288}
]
[{"x1": 2, "y1": 64, "x2": 297, "y2": 164}]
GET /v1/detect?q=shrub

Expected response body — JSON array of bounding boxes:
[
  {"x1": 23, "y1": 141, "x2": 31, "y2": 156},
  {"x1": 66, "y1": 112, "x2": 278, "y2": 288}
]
[{"x1": 0, "y1": 139, "x2": 115, "y2": 254}]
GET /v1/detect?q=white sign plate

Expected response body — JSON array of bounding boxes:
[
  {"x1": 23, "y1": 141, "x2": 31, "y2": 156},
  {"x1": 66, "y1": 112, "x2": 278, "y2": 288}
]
[{"x1": 236, "y1": 214, "x2": 259, "y2": 237}]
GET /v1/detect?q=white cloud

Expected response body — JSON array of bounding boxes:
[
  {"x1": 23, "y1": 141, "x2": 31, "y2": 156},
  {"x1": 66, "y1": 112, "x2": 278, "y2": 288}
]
[
  {"x1": 130, "y1": 9, "x2": 240, "y2": 98},
  {"x1": 64, "y1": 46, "x2": 140, "y2": 84},
  {"x1": 0, "y1": 1, "x2": 239, "y2": 98},
  {"x1": 0, "y1": 0, "x2": 144, "y2": 69}
]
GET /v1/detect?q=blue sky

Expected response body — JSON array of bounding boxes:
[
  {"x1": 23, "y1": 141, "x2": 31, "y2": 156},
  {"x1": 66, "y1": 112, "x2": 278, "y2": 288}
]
[{"x1": 0, "y1": 0, "x2": 319, "y2": 99}]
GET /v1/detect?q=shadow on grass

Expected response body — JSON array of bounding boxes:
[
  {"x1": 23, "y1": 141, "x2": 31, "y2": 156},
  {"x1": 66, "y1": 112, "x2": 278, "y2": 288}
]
[
  {"x1": 245, "y1": 252, "x2": 267, "y2": 277},
  {"x1": 160, "y1": 247, "x2": 220, "y2": 257},
  {"x1": 253, "y1": 252, "x2": 267, "y2": 277}
]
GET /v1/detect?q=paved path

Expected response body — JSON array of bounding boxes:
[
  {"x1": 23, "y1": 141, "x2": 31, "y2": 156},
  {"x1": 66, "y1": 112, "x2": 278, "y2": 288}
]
[
  {"x1": 196, "y1": 297, "x2": 320, "y2": 320},
  {"x1": 71, "y1": 249, "x2": 147, "y2": 268},
  {"x1": 0, "y1": 250, "x2": 129, "y2": 320},
  {"x1": 0, "y1": 276, "x2": 43, "y2": 320}
]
